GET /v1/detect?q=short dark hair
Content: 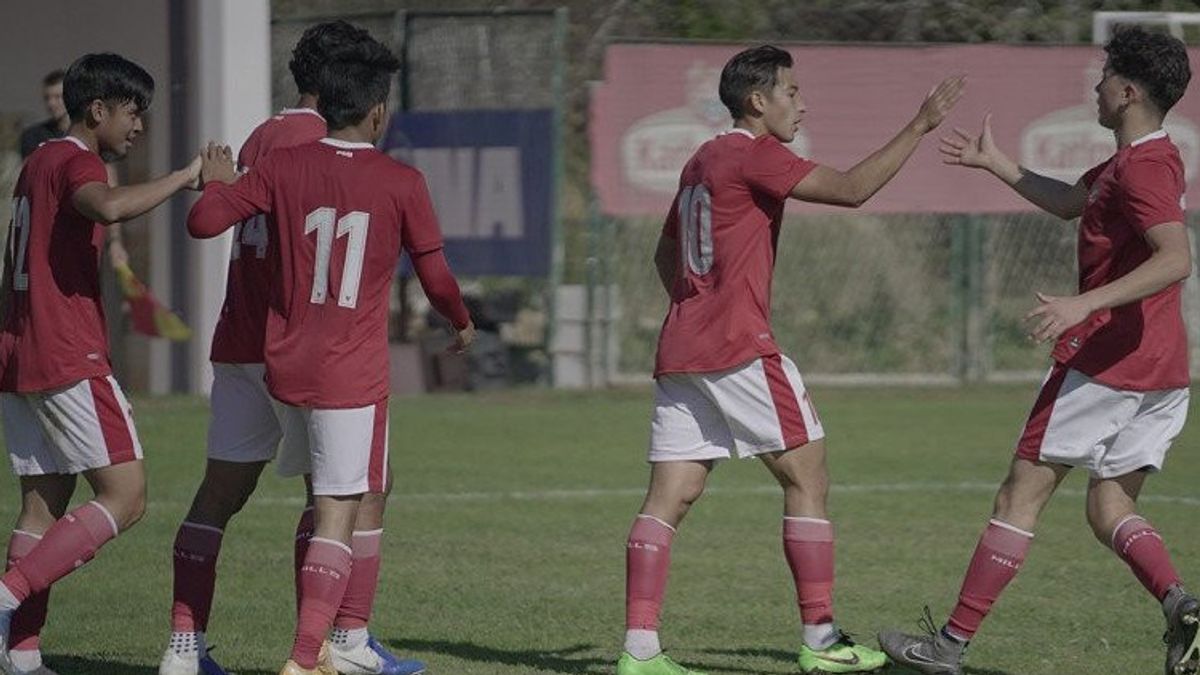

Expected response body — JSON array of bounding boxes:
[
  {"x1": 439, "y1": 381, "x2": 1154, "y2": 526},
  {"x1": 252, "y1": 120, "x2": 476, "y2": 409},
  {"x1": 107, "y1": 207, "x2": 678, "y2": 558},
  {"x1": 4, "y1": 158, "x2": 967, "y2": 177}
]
[
  {"x1": 63, "y1": 53, "x2": 154, "y2": 122},
  {"x1": 317, "y1": 32, "x2": 401, "y2": 131},
  {"x1": 1104, "y1": 26, "x2": 1192, "y2": 115},
  {"x1": 43, "y1": 69, "x2": 65, "y2": 87},
  {"x1": 289, "y1": 20, "x2": 370, "y2": 96},
  {"x1": 719, "y1": 45, "x2": 793, "y2": 119}
]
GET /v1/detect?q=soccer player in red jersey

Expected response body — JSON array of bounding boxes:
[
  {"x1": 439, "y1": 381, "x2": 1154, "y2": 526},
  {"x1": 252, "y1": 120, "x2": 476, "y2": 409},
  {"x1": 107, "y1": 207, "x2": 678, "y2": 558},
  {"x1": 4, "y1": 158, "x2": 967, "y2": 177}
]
[
  {"x1": 618, "y1": 45, "x2": 964, "y2": 675},
  {"x1": 0, "y1": 53, "x2": 200, "y2": 675},
  {"x1": 161, "y1": 22, "x2": 426, "y2": 675},
  {"x1": 187, "y1": 33, "x2": 474, "y2": 675},
  {"x1": 880, "y1": 27, "x2": 1199, "y2": 675}
]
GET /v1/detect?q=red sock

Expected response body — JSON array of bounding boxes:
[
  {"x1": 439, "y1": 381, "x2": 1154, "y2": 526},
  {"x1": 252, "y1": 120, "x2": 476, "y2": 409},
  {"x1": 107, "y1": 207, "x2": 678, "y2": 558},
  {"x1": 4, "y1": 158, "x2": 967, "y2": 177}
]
[
  {"x1": 293, "y1": 507, "x2": 315, "y2": 614},
  {"x1": 291, "y1": 538, "x2": 352, "y2": 669},
  {"x1": 170, "y1": 522, "x2": 224, "y2": 632},
  {"x1": 626, "y1": 515, "x2": 674, "y2": 631},
  {"x1": 1, "y1": 502, "x2": 118, "y2": 604},
  {"x1": 947, "y1": 519, "x2": 1033, "y2": 640},
  {"x1": 1111, "y1": 515, "x2": 1182, "y2": 601},
  {"x1": 335, "y1": 529, "x2": 382, "y2": 630},
  {"x1": 7, "y1": 531, "x2": 48, "y2": 652},
  {"x1": 783, "y1": 517, "x2": 836, "y2": 626}
]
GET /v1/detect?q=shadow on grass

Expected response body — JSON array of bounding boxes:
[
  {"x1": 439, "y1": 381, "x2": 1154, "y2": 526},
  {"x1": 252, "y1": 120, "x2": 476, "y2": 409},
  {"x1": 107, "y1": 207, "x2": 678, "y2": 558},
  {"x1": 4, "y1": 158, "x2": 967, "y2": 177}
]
[
  {"x1": 393, "y1": 638, "x2": 769, "y2": 674},
  {"x1": 700, "y1": 646, "x2": 1016, "y2": 675},
  {"x1": 882, "y1": 662, "x2": 1016, "y2": 675},
  {"x1": 46, "y1": 656, "x2": 278, "y2": 675},
  {"x1": 390, "y1": 639, "x2": 609, "y2": 674}
]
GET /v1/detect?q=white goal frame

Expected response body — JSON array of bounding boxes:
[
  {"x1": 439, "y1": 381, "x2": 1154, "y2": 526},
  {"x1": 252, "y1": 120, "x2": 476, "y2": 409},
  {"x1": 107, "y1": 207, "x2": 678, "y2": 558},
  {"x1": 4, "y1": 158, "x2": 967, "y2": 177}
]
[{"x1": 1093, "y1": 11, "x2": 1200, "y2": 44}]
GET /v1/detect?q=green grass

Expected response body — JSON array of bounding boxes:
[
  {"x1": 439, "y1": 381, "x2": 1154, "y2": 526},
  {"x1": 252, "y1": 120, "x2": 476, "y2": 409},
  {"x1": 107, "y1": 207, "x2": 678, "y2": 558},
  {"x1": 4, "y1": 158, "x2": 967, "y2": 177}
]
[{"x1": 3, "y1": 384, "x2": 1197, "y2": 674}]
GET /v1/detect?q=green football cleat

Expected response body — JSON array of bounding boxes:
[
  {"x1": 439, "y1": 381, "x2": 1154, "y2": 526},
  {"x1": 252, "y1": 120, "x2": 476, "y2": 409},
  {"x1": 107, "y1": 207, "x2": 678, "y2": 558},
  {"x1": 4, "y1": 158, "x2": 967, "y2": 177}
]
[
  {"x1": 616, "y1": 652, "x2": 707, "y2": 675},
  {"x1": 797, "y1": 633, "x2": 888, "y2": 674}
]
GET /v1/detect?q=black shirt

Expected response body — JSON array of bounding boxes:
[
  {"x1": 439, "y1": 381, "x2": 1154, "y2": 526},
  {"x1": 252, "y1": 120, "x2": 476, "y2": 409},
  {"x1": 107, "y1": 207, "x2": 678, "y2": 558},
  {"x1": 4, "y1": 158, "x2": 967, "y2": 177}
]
[{"x1": 19, "y1": 119, "x2": 65, "y2": 159}]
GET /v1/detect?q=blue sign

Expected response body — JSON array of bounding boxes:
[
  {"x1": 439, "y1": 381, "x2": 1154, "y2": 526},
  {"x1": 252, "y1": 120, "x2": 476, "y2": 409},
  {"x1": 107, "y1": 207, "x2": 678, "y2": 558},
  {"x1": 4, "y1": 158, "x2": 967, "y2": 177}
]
[{"x1": 383, "y1": 109, "x2": 554, "y2": 277}]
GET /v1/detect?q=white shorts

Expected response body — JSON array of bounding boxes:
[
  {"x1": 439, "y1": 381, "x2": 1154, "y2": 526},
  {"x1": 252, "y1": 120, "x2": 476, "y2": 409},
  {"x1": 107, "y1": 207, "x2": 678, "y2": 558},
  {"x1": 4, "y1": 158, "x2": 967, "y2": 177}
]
[
  {"x1": 272, "y1": 398, "x2": 390, "y2": 496},
  {"x1": 1016, "y1": 365, "x2": 1189, "y2": 479},
  {"x1": 650, "y1": 354, "x2": 824, "y2": 462},
  {"x1": 208, "y1": 363, "x2": 310, "y2": 477},
  {"x1": 1, "y1": 375, "x2": 144, "y2": 476}
]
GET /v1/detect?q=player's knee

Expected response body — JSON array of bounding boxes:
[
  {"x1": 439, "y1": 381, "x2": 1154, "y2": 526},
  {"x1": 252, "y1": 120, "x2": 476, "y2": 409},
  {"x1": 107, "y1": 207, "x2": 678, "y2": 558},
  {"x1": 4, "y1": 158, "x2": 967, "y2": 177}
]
[
  {"x1": 1084, "y1": 502, "x2": 1125, "y2": 547},
  {"x1": 200, "y1": 471, "x2": 259, "y2": 518},
  {"x1": 676, "y1": 476, "x2": 707, "y2": 507},
  {"x1": 14, "y1": 510, "x2": 55, "y2": 535},
  {"x1": 646, "y1": 480, "x2": 705, "y2": 519},
  {"x1": 785, "y1": 471, "x2": 828, "y2": 498},
  {"x1": 991, "y1": 486, "x2": 1037, "y2": 531},
  {"x1": 114, "y1": 490, "x2": 147, "y2": 531}
]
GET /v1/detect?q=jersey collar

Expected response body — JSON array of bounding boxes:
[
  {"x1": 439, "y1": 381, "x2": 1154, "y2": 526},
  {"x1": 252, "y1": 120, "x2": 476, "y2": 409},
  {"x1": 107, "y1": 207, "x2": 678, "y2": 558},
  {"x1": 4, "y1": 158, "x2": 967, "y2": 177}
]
[
  {"x1": 279, "y1": 107, "x2": 325, "y2": 121},
  {"x1": 1130, "y1": 129, "x2": 1167, "y2": 147},
  {"x1": 724, "y1": 128, "x2": 756, "y2": 140},
  {"x1": 53, "y1": 136, "x2": 90, "y2": 151},
  {"x1": 319, "y1": 137, "x2": 376, "y2": 150}
]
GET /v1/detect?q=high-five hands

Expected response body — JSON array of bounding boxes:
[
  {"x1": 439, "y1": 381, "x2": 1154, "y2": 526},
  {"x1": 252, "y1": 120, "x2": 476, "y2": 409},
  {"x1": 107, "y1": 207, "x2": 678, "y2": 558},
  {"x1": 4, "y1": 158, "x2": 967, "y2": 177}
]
[
  {"x1": 913, "y1": 75, "x2": 966, "y2": 134},
  {"x1": 940, "y1": 113, "x2": 1004, "y2": 172},
  {"x1": 200, "y1": 141, "x2": 236, "y2": 188}
]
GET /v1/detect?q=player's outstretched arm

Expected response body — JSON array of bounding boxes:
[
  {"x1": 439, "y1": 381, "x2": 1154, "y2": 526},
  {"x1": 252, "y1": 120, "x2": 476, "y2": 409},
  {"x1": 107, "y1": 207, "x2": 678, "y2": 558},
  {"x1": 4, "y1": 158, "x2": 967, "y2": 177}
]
[
  {"x1": 72, "y1": 155, "x2": 201, "y2": 225},
  {"x1": 940, "y1": 114, "x2": 1087, "y2": 220},
  {"x1": 791, "y1": 75, "x2": 965, "y2": 207},
  {"x1": 1026, "y1": 222, "x2": 1190, "y2": 343},
  {"x1": 188, "y1": 143, "x2": 266, "y2": 239},
  {"x1": 103, "y1": 164, "x2": 130, "y2": 268}
]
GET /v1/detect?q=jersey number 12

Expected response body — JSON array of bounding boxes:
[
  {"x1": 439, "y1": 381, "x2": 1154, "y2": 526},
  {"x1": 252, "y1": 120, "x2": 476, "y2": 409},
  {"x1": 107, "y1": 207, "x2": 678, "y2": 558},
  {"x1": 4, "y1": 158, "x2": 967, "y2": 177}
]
[{"x1": 8, "y1": 197, "x2": 31, "y2": 291}]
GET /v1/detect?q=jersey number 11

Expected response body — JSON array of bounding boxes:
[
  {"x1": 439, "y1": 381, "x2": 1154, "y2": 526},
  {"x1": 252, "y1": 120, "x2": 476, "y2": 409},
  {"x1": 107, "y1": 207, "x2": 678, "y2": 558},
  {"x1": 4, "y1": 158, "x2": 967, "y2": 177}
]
[{"x1": 304, "y1": 207, "x2": 370, "y2": 309}]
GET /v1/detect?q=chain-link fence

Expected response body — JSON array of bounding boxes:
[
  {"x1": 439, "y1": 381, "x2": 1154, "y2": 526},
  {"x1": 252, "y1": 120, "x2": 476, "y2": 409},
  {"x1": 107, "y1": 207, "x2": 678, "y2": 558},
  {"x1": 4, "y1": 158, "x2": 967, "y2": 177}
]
[{"x1": 591, "y1": 210, "x2": 1200, "y2": 385}]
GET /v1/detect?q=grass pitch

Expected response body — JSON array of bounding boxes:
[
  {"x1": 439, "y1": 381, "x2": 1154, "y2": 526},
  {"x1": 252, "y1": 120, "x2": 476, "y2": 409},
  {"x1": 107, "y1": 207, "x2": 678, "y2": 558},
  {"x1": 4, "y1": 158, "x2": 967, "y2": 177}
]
[{"x1": 3, "y1": 384, "x2": 1196, "y2": 674}]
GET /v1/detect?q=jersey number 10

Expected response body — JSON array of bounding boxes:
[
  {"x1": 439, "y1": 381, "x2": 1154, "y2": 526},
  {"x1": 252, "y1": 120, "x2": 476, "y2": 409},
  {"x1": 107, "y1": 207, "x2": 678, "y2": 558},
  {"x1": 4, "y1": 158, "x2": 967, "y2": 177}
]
[
  {"x1": 678, "y1": 184, "x2": 713, "y2": 276},
  {"x1": 304, "y1": 207, "x2": 370, "y2": 309}
]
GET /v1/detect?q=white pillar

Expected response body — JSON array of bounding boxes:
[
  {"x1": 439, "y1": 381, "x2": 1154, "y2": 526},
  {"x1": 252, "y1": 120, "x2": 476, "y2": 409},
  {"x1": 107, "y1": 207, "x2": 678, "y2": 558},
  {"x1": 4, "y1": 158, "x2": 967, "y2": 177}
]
[{"x1": 188, "y1": 0, "x2": 271, "y2": 393}]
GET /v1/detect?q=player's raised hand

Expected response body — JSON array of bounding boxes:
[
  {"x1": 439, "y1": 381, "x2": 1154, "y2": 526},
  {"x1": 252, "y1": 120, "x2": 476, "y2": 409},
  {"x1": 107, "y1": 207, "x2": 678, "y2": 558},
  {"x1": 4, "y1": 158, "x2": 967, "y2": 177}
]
[
  {"x1": 1024, "y1": 291, "x2": 1092, "y2": 343},
  {"x1": 940, "y1": 113, "x2": 1002, "y2": 171},
  {"x1": 200, "y1": 141, "x2": 236, "y2": 187},
  {"x1": 448, "y1": 320, "x2": 477, "y2": 354},
  {"x1": 912, "y1": 75, "x2": 966, "y2": 134}
]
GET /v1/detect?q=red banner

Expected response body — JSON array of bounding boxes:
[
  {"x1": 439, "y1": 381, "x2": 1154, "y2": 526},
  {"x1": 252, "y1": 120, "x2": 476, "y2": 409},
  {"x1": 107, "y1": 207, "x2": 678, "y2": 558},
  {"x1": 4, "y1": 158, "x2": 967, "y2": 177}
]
[{"x1": 590, "y1": 43, "x2": 1200, "y2": 216}]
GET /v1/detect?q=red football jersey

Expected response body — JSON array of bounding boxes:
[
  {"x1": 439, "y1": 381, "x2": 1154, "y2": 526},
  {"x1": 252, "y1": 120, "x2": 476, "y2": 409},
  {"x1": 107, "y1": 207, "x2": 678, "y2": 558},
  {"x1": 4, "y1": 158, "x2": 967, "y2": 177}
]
[
  {"x1": 210, "y1": 108, "x2": 326, "y2": 363},
  {"x1": 654, "y1": 129, "x2": 817, "y2": 375},
  {"x1": 193, "y1": 139, "x2": 446, "y2": 408},
  {"x1": 0, "y1": 137, "x2": 112, "y2": 392},
  {"x1": 1052, "y1": 131, "x2": 1189, "y2": 390}
]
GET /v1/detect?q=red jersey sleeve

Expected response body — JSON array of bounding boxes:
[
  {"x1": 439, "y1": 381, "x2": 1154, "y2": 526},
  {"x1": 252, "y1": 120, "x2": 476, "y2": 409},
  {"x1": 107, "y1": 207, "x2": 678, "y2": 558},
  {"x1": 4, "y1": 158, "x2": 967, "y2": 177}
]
[
  {"x1": 660, "y1": 189, "x2": 681, "y2": 238},
  {"x1": 188, "y1": 160, "x2": 275, "y2": 239},
  {"x1": 741, "y1": 136, "x2": 818, "y2": 201},
  {"x1": 411, "y1": 249, "x2": 470, "y2": 329},
  {"x1": 1080, "y1": 161, "x2": 1108, "y2": 188},
  {"x1": 62, "y1": 151, "x2": 109, "y2": 198},
  {"x1": 236, "y1": 135, "x2": 259, "y2": 172},
  {"x1": 1120, "y1": 157, "x2": 1185, "y2": 232},
  {"x1": 400, "y1": 172, "x2": 445, "y2": 255}
]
